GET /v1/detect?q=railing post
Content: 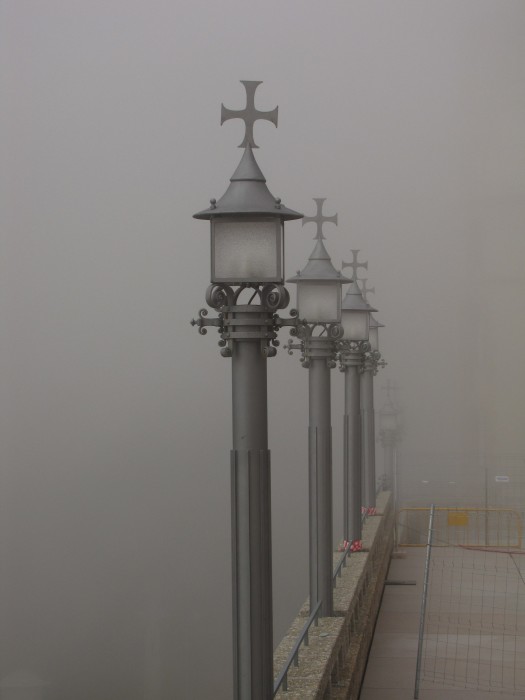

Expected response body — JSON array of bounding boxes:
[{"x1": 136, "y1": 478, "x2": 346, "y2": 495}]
[{"x1": 414, "y1": 503, "x2": 435, "y2": 699}]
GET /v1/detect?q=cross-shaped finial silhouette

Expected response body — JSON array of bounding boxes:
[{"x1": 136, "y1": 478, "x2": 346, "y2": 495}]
[
  {"x1": 342, "y1": 250, "x2": 368, "y2": 281},
  {"x1": 302, "y1": 198, "x2": 338, "y2": 241},
  {"x1": 358, "y1": 278, "x2": 375, "y2": 302},
  {"x1": 221, "y1": 81, "x2": 278, "y2": 148}
]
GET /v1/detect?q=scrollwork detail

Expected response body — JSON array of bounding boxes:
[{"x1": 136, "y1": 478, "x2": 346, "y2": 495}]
[
  {"x1": 260, "y1": 283, "x2": 289, "y2": 311},
  {"x1": 327, "y1": 323, "x2": 344, "y2": 340},
  {"x1": 205, "y1": 283, "x2": 235, "y2": 310}
]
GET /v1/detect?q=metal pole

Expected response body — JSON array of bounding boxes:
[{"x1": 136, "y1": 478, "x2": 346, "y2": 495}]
[
  {"x1": 307, "y1": 337, "x2": 334, "y2": 617},
  {"x1": 343, "y1": 356, "x2": 362, "y2": 543},
  {"x1": 414, "y1": 504, "x2": 435, "y2": 699},
  {"x1": 230, "y1": 306, "x2": 274, "y2": 700},
  {"x1": 393, "y1": 443, "x2": 399, "y2": 547},
  {"x1": 361, "y1": 363, "x2": 376, "y2": 508},
  {"x1": 384, "y1": 440, "x2": 394, "y2": 490}
]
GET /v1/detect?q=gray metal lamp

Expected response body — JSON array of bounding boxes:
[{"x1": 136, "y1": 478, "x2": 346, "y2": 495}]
[
  {"x1": 286, "y1": 198, "x2": 349, "y2": 618},
  {"x1": 195, "y1": 144, "x2": 301, "y2": 285},
  {"x1": 379, "y1": 382, "x2": 400, "y2": 491},
  {"x1": 379, "y1": 391, "x2": 398, "y2": 432},
  {"x1": 338, "y1": 252, "x2": 378, "y2": 544},
  {"x1": 367, "y1": 313, "x2": 384, "y2": 353},
  {"x1": 356, "y1": 281, "x2": 386, "y2": 509},
  {"x1": 192, "y1": 81, "x2": 302, "y2": 700},
  {"x1": 341, "y1": 278, "x2": 376, "y2": 342}
]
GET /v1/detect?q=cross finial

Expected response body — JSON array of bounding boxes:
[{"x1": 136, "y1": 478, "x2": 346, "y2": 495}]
[
  {"x1": 358, "y1": 278, "x2": 375, "y2": 302},
  {"x1": 221, "y1": 81, "x2": 278, "y2": 148},
  {"x1": 342, "y1": 250, "x2": 368, "y2": 281},
  {"x1": 302, "y1": 198, "x2": 338, "y2": 241}
]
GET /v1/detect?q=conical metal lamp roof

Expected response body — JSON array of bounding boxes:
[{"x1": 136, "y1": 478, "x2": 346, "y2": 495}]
[
  {"x1": 342, "y1": 278, "x2": 378, "y2": 312},
  {"x1": 194, "y1": 146, "x2": 302, "y2": 221},
  {"x1": 287, "y1": 239, "x2": 351, "y2": 283},
  {"x1": 369, "y1": 313, "x2": 385, "y2": 329}
]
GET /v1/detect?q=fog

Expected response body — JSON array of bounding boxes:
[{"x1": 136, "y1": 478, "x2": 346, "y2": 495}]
[{"x1": 1, "y1": 1, "x2": 524, "y2": 698}]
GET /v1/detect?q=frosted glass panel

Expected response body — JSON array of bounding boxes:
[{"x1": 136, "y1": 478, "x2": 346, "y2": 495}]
[
  {"x1": 381, "y1": 412, "x2": 397, "y2": 431},
  {"x1": 213, "y1": 219, "x2": 280, "y2": 282},
  {"x1": 341, "y1": 310, "x2": 369, "y2": 341},
  {"x1": 297, "y1": 282, "x2": 339, "y2": 323},
  {"x1": 368, "y1": 326, "x2": 379, "y2": 351}
]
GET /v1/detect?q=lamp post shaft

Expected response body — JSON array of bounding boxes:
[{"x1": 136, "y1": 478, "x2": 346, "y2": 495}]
[
  {"x1": 343, "y1": 360, "x2": 362, "y2": 543},
  {"x1": 383, "y1": 440, "x2": 394, "y2": 489},
  {"x1": 361, "y1": 366, "x2": 376, "y2": 508},
  {"x1": 308, "y1": 342, "x2": 333, "y2": 617},
  {"x1": 231, "y1": 308, "x2": 273, "y2": 700}
]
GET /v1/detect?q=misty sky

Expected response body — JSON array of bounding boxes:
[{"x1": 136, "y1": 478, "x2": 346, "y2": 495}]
[{"x1": 1, "y1": 2, "x2": 524, "y2": 698}]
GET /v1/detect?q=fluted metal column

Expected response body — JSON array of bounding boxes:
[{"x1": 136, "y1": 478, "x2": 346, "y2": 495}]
[
  {"x1": 307, "y1": 337, "x2": 334, "y2": 617},
  {"x1": 342, "y1": 352, "x2": 363, "y2": 543},
  {"x1": 361, "y1": 359, "x2": 376, "y2": 508},
  {"x1": 230, "y1": 306, "x2": 274, "y2": 700}
]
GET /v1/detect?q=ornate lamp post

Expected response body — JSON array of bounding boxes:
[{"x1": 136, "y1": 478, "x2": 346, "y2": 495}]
[
  {"x1": 192, "y1": 81, "x2": 302, "y2": 700},
  {"x1": 379, "y1": 381, "x2": 400, "y2": 490},
  {"x1": 338, "y1": 251, "x2": 377, "y2": 546},
  {"x1": 358, "y1": 283, "x2": 386, "y2": 509},
  {"x1": 286, "y1": 199, "x2": 349, "y2": 618}
]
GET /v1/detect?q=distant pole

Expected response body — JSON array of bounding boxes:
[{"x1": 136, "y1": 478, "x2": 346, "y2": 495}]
[
  {"x1": 307, "y1": 336, "x2": 335, "y2": 617},
  {"x1": 286, "y1": 197, "x2": 348, "y2": 618},
  {"x1": 339, "y1": 254, "x2": 376, "y2": 542},
  {"x1": 342, "y1": 349, "x2": 364, "y2": 543},
  {"x1": 361, "y1": 358, "x2": 377, "y2": 508},
  {"x1": 356, "y1": 283, "x2": 385, "y2": 509}
]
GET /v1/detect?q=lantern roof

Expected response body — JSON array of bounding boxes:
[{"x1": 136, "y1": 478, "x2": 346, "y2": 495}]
[
  {"x1": 287, "y1": 239, "x2": 351, "y2": 284},
  {"x1": 194, "y1": 146, "x2": 302, "y2": 221},
  {"x1": 342, "y1": 278, "x2": 378, "y2": 312},
  {"x1": 369, "y1": 313, "x2": 385, "y2": 329}
]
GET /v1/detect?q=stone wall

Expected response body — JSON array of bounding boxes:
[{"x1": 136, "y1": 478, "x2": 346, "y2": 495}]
[{"x1": 273, "y1": 491, "x2": 394, "y2": 699}]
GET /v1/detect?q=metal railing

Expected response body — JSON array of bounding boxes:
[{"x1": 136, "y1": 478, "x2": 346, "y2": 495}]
[
  {"x1": 274, "y1": 484, "x2": 387, "y2": 695},
  {"x1": 273, "y1": 600, "x2": 322, "y2": 695},
  {"x1": 414, "y1": 504, "x2": 435, "y2": 699}
]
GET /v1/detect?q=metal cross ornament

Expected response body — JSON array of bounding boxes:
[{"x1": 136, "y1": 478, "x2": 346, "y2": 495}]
[
  {"x1": 302, "y1": 198, "x2": 338, "y2": 240},
  {"x1": 342, "y1": 249, "x2": 368, "y2": 281},
  {"x1": 358, "y1": 278, "x2": 375, "y2": 302},
  {"x1": 221, "y1": 80, "x2": 278, "y2": 148}
]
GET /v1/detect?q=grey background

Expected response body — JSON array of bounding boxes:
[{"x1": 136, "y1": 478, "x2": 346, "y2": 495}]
[{"x1": 1, "y1": 1, "x2": 524, "y2": 698}]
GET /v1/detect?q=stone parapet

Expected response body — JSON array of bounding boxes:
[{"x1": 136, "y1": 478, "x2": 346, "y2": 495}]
[{"x1": 273, "y1": 491, "x2": 394, "y2": 699}]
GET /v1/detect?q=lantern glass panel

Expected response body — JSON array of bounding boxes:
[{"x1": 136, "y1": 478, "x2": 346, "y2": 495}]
[
  {"x1": 212, "y1": 218, "x2": 282, "y2": 283},
  {"x1": 297, "y1": 281, "x2": 340, "y2": 323},
  {"x1": 380, "y1": 412, "x2": 397, "y2": 431},
  {"x1": 341, "y1": 309, "x2": 369, "y2": 341},
  {"x1": 368, "y1": 326, "x2": 379, "y2": 351}
]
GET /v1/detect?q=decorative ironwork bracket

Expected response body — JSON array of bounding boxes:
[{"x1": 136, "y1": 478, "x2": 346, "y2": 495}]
[
  {"x1": 336, "y1": 339, "x2": 370, "y2": 372},
  {"x1": 285, "y1": 322, "x2": 343, "y2": 369},
  {"x1": 363, "y1": 350, "x2": 387, "y2": 376},
  {"x1": 191, "y1": 283, "x2": 303, "y2": 358}
]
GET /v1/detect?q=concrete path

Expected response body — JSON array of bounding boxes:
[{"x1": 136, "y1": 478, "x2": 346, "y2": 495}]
[{"x1": 359, "y1": 547, "x2": 525, "y2": 699}]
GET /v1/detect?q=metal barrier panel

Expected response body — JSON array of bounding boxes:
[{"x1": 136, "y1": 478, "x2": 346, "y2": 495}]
[{"x1": 397, "y1": 507, "x2": 523, "y2": 549}]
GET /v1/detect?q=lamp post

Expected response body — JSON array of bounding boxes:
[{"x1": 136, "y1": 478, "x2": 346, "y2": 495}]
[
  {"x1": 192, "y1": 81, "x2": 302, "y2": 700},
  {"x1": 379, "y1": 381, "x2": 400, "y2": 490},
  {"x1": 286, "y1": 199, "x2": 348, "y2": 618},
  {"x1": 338, "y1": 251, "x2": 377, "y2": 545},
  {"x1": 358, "y1": 283, "x2": 386, "y2": 510}
]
